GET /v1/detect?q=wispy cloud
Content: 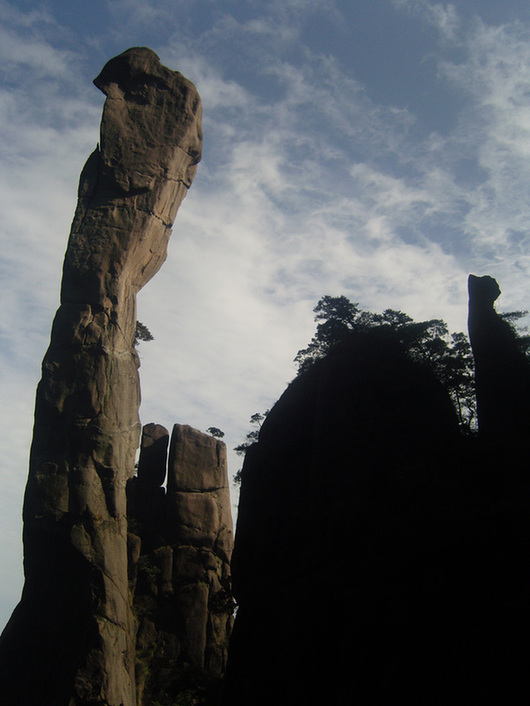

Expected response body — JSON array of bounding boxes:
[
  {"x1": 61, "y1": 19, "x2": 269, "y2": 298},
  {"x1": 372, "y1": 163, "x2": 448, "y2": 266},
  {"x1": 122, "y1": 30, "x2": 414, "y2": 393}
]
[
  {"x1": 392, "y1": 0, "x2": 461, "y2": 41},
  {"x1": 0, "y1": 26, "x2": 79, "y2": 80},
  {"x1": 435, "y1": 19, "x2": 530, "y2": 269},
  {"x1": 0, "y1": 0, "x2": 59, "y2": 30},
  {"x1": 3, "y1": 0, "x2": 530, "y2": 630}
]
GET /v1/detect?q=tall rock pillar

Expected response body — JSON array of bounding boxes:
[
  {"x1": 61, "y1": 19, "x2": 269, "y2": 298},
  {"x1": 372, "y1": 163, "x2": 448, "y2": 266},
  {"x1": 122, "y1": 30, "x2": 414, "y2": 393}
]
[{"x1": 0, "y1": 48, "x2": 202, "y2": 706}]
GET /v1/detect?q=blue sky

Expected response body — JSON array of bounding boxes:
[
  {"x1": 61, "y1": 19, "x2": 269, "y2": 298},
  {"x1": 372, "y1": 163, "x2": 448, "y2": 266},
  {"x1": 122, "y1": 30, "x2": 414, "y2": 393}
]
[{"x1": 2, "y1": 0, "x2": 530, "y2": 628}]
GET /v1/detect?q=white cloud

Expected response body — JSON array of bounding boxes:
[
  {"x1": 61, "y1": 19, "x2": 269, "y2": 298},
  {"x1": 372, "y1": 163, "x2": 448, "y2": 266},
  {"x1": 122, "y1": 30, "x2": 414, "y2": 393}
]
[
  {"x1": 0, "y1": 28, "x2": 75, "y2": 79},
  {"x1": 107, "y1": 0, "x2": 178, "y2": 27},
  {"x1": 3, "y1": 0, "x2": 530, "y2": 632},
  {"x1": 0, "y1": 0, "x2": 58, "y2": 29},
  {"x1": 437, "y1": 20, "x2": 530, "y2": 257},
  {"x1": 392, "y1": 0, "x2": 460, "y2": 41}
]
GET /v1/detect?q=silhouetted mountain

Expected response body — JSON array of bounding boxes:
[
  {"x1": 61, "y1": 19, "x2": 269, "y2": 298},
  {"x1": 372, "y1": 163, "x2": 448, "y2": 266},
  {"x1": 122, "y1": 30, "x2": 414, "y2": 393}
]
[{"x1": 222, "y1": 277, "x2": 530, "y2": 705}]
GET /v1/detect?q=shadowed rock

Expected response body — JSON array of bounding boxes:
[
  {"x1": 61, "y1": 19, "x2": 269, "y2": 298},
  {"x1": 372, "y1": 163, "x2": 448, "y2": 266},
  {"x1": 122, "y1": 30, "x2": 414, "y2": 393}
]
[
  {"x1": 221, "y1": 331, "x2": 462, "y2": 705},
  {"x1": 221, "y1": 315, "x2": 530, "y2": 705},
  {"x1": 0, "y1": 48, "x2": 201, "y2": 706},
  {"x1": 468, "y1": 273, "x2": 530, "y2": 445},
  {"x1": 137, "y1": 423, "x2": 170, "y2": 488},
  {"x1": 127, "y1": 423, "x2": 169, "y2": 572}
]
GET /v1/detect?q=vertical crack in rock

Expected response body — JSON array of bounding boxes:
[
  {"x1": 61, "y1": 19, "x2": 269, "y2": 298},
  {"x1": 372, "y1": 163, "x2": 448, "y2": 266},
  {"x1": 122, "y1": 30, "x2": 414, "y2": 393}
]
[
  {"x1": 127, "y1": 424, "x2": 234, "y2": 704},
  {"x1": 0, "y1": 47, "x2": 201, "y2": 706}
]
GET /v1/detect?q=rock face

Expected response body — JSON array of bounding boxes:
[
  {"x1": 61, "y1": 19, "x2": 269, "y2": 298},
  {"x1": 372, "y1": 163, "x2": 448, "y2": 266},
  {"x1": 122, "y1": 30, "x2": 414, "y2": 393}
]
[
  {"x1": 221, "y1": 300, "x2": 530, "y2": 705},
  {"x1": 127, "y1": 424, "x2": 234, "y2": 705},
  {"x1": 222, "y1": 331, "x2": 462, "y2": 704},
  {"x1": 0, "y1": 48, "x2": 201, "y2": 706}
]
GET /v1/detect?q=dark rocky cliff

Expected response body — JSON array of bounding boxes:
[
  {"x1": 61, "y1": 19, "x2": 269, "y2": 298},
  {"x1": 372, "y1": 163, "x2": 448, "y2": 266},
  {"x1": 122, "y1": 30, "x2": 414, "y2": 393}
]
[{"x1": 221, "y1": 277, "x2": 530, "y2": 705}]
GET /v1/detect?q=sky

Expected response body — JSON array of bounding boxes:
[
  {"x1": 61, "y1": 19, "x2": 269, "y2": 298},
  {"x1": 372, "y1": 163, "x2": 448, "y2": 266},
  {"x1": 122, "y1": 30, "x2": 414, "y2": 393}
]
[{"x1": 2, "y1": 0, "x2": 530, "y2": 629}]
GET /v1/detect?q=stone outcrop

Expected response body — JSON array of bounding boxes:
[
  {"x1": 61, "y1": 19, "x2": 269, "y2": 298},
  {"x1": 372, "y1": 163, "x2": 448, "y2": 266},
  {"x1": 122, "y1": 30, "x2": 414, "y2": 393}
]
[
  {"x1": 468, "y1": 274, "x2": 530, "y2": 445},
  {"x1": 222, "y1": 331, "x2": 463, "y2": 704},
  {"x1": 0, "y1": 48, "x2": 201, "y2": 706},
  {"x1": 221, "y1": 293, "x2": 530, "y2": 705},
  {"x1": 127, "y1": 424, "x2": 234, "y2": 705}
]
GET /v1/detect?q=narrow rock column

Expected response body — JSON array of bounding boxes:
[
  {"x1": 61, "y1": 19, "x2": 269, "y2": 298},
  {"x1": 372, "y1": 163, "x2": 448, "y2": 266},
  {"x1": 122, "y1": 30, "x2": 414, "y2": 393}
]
[
  {"x1": 0, "y1": 48, "x2": 201, "y2": 706},
  {"x1": 130, "y1": 423, "x2": 170, "y2": 548},
  {"x1": 166, "y1": 424, "x2": 234, "y2": 674},
  {"x1": 468, "y1": 274, "x2": 530, "y2": 443}
]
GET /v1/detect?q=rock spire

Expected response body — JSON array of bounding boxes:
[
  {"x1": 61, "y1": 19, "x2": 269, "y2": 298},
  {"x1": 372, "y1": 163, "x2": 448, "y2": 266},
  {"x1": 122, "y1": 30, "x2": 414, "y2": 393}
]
[
  {"x1": 468, "y1": 273, "x2": 530, "y2": 443},
  {"x1": 0, "y1": 48, "x2": 202, "y2": 706}
]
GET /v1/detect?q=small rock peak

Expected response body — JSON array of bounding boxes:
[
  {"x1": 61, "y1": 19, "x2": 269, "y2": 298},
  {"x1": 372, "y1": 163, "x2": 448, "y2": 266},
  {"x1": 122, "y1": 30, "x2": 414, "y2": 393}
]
[
  {"x1": 137, "y1": 423, "x2": 169, "y2": 487},
  {"x1": 468, "y1": 273, "x2": 501, "y2": 309},
  {"x1": 93, "y1": 47, "x2": 165, "y2": 94}
]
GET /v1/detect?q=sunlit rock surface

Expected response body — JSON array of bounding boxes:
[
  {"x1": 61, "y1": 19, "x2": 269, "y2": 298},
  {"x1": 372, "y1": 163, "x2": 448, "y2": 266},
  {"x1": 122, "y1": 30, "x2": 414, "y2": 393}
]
[
  {"x1": 128, "y1": 424, "x2": 234, "y2": 705},
  {"x1": 0, "y1": 47, "x2": 201, "y2": 706}
]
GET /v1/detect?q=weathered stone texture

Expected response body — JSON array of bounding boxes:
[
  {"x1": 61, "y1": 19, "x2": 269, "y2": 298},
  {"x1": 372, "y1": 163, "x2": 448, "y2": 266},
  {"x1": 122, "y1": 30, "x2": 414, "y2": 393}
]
[
  {"x1": 128, "y1": 424, "x2": 234, "y2": 706},
  {"x1": 0, "y1": 48, "x2": 201, "y2": 706}
]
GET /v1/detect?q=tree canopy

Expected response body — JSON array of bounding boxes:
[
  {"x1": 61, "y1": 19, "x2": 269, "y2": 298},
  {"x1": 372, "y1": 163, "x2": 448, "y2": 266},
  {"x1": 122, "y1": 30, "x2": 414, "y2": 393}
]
[
  {"x1": 207, "y1": 427, "x2": 225, "y2": 439},
  {"x1": 233, "y1": 411, "x2": 269, "y2": 485},
  {"x1": 295, "y1": 295, "x2": 477, "y2": 432}
]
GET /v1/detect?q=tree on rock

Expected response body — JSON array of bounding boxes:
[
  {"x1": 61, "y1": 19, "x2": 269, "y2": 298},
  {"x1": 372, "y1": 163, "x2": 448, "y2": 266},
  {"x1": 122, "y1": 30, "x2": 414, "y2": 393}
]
[
  {"x1": 134, "y1": 320, "x2": 154, "y2": 346},
  {"x1": 295, "y1": 295, "x2": 477, "y2": 432},
  {"x1": 233, "y1": 411, "x2": 269, "y2": 484},
  {"x1": 207, "y1": 427, "x2": 225, "y2": 438}
]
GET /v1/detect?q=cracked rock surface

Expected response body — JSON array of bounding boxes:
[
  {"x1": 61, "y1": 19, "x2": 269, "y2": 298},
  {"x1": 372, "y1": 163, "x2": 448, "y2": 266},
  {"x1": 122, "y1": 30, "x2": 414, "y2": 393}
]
[
  {"x1": 0, "y1": 48, "x2": 201, "y2": 706},
  {"x1": 127, "y1": 424, "x2": 234, "y2": 705}
]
